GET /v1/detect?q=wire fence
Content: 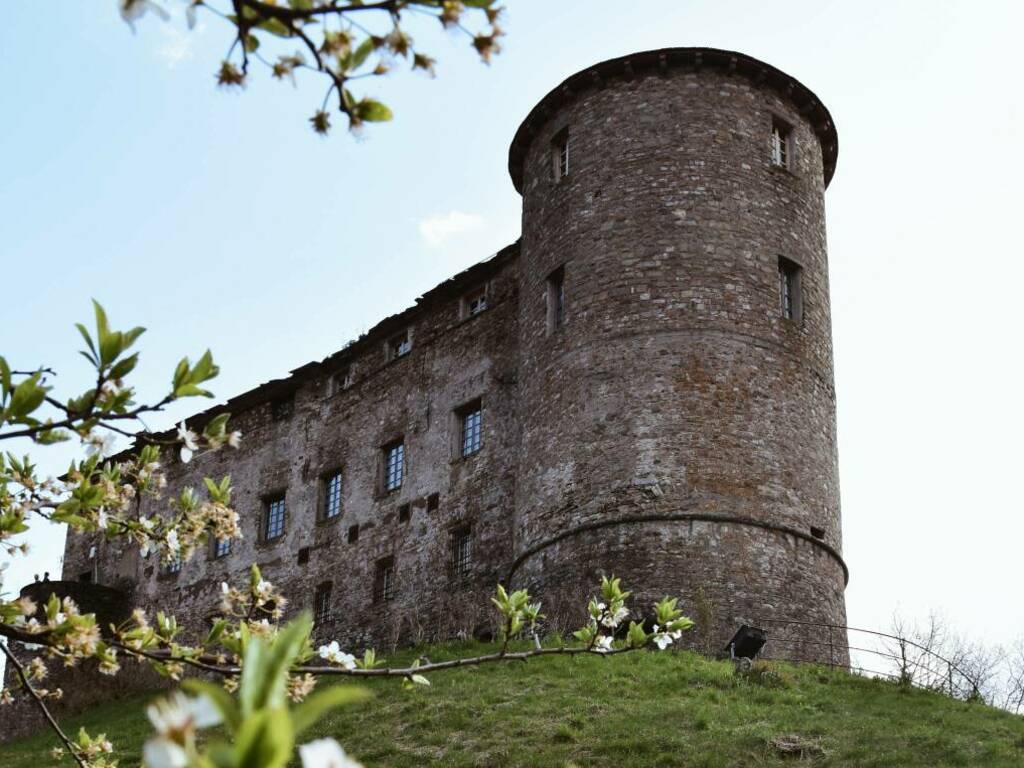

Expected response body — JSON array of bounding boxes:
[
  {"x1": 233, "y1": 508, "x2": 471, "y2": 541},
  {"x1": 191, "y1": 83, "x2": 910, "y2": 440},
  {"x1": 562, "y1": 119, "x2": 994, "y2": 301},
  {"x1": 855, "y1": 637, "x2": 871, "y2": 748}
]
[{"x1": 751, "y1": 617, "x2": 985, "y2": 701}]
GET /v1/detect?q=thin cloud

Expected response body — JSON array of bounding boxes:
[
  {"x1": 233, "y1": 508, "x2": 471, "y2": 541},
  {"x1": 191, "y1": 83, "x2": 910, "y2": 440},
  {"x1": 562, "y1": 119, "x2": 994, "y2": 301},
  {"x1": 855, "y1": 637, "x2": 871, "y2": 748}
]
[{"x1": 418, "y1": 211, "x2": 484, "y2": 248}]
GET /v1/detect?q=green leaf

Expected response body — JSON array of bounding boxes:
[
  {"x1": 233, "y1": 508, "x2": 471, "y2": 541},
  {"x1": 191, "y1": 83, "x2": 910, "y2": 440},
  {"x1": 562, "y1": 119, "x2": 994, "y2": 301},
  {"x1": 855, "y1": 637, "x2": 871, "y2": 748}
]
[
  {"x1": 244, "y1": 34, "x2": 260, "y2": 53},
  {"x1": 350, "y1": 37, "x2": 375, "y2": 70},
  {"x1": 182, "y1": 680, "x2": 241, "y2": 732},
  {"x1": 0, "y1": 356, "x2": 10, "y2": 396},
  {"x1": 256, "y1": 18, "x2": 293, "y2": 37},
  {"x1": 234, "y1": 708, "x2": 293, "y2": 768},
  {"x1": 75, "y1": 324, "x2": 98, "y2": 366},
  {"x1": 291, "y1": 685, "x2": 370, "y2": 736},
  {"x1": 356, "y1": 99, "x2": 393, "y2": 122},
  {"x1": 109, "y1": 352, "x2": 139, "y2": 381},
  {"x1": 8, "y1": 374, "x2": 47, "y2": 419}
]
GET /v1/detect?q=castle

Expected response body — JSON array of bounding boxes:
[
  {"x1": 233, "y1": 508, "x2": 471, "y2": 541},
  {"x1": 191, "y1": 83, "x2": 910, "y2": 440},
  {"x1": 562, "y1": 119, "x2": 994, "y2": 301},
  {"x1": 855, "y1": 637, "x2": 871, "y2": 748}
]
[{"x1": 58, "y1": 46, "x2": 847, "y2": 668}]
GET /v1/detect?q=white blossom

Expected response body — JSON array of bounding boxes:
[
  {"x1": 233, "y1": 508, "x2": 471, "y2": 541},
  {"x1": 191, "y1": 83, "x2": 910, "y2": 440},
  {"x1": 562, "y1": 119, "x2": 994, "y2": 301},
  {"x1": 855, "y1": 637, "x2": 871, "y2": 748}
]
[
  {"x1": 143, "y1": 737, "x2": 187, "y2": 768},
  {"x1": 594, "y1": 635, "x2": 613, "y2": 653},
  {"x1": 227, "y1": 430, "x2": 242, "y2": 449},
  {"x1": 653, "y1": 633, "x2": 674, "y2": 650},
  {"x1": 165, "y1": 529, "x2": 180, "y2": 554},
  {"x1": 299, "y1": 738, "x2": 363, "y2": 768},
  {"x1": 84, "y1": 432, "x2": 117, "y2": 458},
  {"x1": 177, "y1": 422, "x2": 198, "y2": 463},
  {"x1": 600, "y1": 605, "x2": 629, "y2": 629},
  {"x1": 317, "y1": 641, "x2": 357, "y2": 670},
  {"x1": 118, "y1": 0, "x2": 170, "y2": 34}
]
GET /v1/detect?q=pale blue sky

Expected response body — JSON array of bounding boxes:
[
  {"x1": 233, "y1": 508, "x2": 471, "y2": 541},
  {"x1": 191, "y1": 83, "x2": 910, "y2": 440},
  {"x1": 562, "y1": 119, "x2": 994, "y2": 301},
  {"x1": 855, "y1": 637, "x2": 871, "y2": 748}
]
[{"x1": 2, "y1": 1, "x2": 1022, "y2": 654}]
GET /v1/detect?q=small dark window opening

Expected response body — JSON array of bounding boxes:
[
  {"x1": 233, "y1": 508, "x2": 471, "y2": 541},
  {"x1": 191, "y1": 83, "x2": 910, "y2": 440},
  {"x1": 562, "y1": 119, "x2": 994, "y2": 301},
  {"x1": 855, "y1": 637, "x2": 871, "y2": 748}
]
[
  {"x1": 313, "y1": 581, "x2": 332, "y2": 627},
  {"x1": 347, "y1": 524, "x2": 359, "y2": 544},
  {"x1": 426, "y1": 493, "x2": 440, "y2": 512},
  {"x1": 771, "y1": 118, "x2": 793, "y2": 170},
  {"x1": 166, "y1": 556, "x2": 182, "y2": 575},
  {"x1": 331, "y1": 366, "x2": 354, "y2": 394},
  {"x1": 552, "y1": 127, "x2": 570, "y2": 181},
  {"x1": 322, "y1": 470, "x2": 343, "y2": 520},
  {"x1": 778, "y1": 256, "x2": 803, "y2": 322},
  {"x1": 810, "y1": 526, "x2": 825, "y2": 540},
  {"x1": 263, "y1": 494, "x2": 287, "y2": 541},
  {"x1": 297, "y1": 546, "x2": 310, "y2": 565},
  {"x1": 271, "y1": 397, "x2": 294, "y2": 421},
  {"x1": 546, "y1": 266, "x2": 566, "y2": 333},
  {"x1": 387, "y1": 329, "x2": 412, "y2": 361},
  {"x1": 451, "y1": 526, "x2": 472, "y2": 578},
  {"x1": 398, "y1": 503, "x2": 411, "y2": 523},
  {"x1": 383, "y1": 440, "x2": 405, "y2": 492},
  {"x1": 374, "y1": 557, "x2": 396, "y2": 603},
  {"x1": 78, "y1": 570, "x2": 93, "y2": 583},
  {"x1": 213, "y1": 537, "x2": 231, "y2": 558},
  {"x1": 463, "y1": 287, "x2": 488, "y2": 318}
]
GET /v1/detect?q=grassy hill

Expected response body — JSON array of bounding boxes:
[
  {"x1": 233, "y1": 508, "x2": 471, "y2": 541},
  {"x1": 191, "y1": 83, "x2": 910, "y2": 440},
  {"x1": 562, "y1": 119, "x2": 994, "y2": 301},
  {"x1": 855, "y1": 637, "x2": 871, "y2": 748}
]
[{"x1": 2, "y1": 642, "x2": 1023, "y2": 767}]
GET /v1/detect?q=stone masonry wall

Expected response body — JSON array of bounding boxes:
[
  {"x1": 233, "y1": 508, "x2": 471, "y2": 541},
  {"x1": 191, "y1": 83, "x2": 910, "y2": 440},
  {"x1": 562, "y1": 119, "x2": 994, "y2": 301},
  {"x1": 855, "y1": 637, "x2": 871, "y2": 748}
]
[{"x1": 22, "y1": 48, "x2": 849, "y2": 741}]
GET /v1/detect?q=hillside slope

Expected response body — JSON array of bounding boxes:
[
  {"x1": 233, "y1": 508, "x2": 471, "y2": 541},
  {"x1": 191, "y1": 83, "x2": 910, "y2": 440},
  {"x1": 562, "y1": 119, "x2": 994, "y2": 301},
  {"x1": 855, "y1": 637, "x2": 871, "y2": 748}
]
[{"x1": 2, "y1": 643, "x2": 1022, "y2": 767}]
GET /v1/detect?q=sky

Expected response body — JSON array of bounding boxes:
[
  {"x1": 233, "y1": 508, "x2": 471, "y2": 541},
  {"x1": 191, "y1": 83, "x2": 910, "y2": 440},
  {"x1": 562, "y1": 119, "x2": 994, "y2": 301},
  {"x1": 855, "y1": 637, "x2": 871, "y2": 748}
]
[{"x1": 1, "y1": 0, "x2": 1022, "y2": 664}]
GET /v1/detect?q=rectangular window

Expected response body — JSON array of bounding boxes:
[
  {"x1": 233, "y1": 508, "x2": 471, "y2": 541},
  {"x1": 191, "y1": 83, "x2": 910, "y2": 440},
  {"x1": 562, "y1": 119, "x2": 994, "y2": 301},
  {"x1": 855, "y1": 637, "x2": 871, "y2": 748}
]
[
  {"x1": 314, "y1": 582, "x2": 332, "y2": 627},
  {"x1": 460, "y1": 402, "x2": 482, "y2": 457},
  {"x1": 778, "y1": 256, "x2": 803, "y2": 322},
  {"x1": 451, "y1": 526, "x2": 472, "y2": 577},
  {"x1": 398, "y1": 503, "x2": 411, "y2": 523},
  {"x1": 330, "y1": 366, "x2": 354, "y2": 395},
  {"x1": 347, "y1": 524, "x2": 359, "y2": 544},
  {"x1": 213, "y1": 538, "x2": 231, "y2": 558},
  {"x1": 383, "y1": 441, "x2": 405, "y2": 492},
  {"x1": 771, "y1": 119, "x2": 793, "y2": 170},
  {"x1": 387, "y1": 329, "x2": 412, "y2": 361},
  {"x1": 167, "y1": 556, "x2": 182, "y2": 575},
  {"x1": 322, "y1": 470, "x2": 343, "y2": 520},
  {"x1": 552, "y1": 127, "x2": 570, "y2": 181},
  {"x1": 426, "y1": 492, "x2": 440, "y2": 512},
  {"x1": 546, "y1": 266, "x2": 566, "y2": 333},
  {"x1": 264, "y1": 494, "x2": 286, "y2": 541},
  {"x1": 462, "y1": 287, "x2": 488, "y2": 318},
  {"x1": 374, "y1": 557, "x2": 396, "y2": 603}
]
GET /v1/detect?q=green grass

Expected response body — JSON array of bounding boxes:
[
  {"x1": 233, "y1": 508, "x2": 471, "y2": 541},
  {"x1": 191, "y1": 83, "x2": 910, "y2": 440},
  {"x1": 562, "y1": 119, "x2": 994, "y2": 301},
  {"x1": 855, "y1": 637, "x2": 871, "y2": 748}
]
[{"x1": 3, "y1": 642, "x2": 1023, "y2": 767}]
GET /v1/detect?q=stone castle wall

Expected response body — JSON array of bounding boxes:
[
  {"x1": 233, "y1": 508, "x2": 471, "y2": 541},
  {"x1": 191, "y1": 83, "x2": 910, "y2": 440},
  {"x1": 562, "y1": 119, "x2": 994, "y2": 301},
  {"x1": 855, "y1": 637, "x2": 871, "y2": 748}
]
[{"x1": 15, "y1": 47, "x2": 847, "y2": 740}]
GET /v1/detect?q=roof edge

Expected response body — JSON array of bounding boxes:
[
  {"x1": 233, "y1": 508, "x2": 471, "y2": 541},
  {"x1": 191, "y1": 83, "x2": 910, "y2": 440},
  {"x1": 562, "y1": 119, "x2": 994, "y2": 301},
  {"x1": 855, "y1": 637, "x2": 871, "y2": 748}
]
[{"x1": 507, "y1": 47, "x2": 839, "y2": 192}]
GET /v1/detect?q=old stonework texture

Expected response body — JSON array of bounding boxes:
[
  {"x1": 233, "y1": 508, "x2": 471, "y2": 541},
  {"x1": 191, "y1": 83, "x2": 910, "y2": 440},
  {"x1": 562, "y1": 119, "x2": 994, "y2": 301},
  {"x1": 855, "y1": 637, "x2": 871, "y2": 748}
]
[{"x1": 8, "y1": 46, "x2": 849, "y2": 739}]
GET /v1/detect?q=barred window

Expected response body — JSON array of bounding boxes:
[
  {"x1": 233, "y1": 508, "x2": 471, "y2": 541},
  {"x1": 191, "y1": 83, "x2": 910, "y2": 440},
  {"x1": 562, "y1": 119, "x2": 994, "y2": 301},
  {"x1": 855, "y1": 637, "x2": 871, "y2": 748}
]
[
  {"x1": 213, "y1": 538, "x2": 231, "y2": 558},
  {"x1": 314, "y1": 582, "x2": 332, "y2": 627},
  {"x1": 552, "y1": 127, "x2": 570, "y2": 181},
  {"x1": 461, "y1": 404, "x2": 482, "y2": 457},
  {"x1": 452, "y1": 527, "x2": 472, "y2": 577},
  {"x1": 322, "y1": 470, "x2": 343, "y2": 520},
  {"x1": 383, "y1": 441, "x2": 404, "y2": 492},
  {"x1": 374, "y1": 557, "x2": 396, "y2": 603},
  {"x1": 771, "y1": 119, "x2": 792, "y2": 169},
  {"x1": 778, "y1": 256, "x2": 803, "y2": 322},
  {"x1": 264, "y1": 494, "x2": 286, "y2": 541},
  {"x1": 167, "y1": 556, "x2": 182, "y2": 574}
]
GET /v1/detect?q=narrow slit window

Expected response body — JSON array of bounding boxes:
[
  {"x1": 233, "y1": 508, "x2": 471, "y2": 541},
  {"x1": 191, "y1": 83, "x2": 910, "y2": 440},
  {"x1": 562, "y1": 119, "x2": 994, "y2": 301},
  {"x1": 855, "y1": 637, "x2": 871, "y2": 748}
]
[
  {"x1": 451, "y1": 526, "x2": 472, "y2": 577},
  {"x1": 383, "y1": 441, "x2": 405, "y2": 492},
  {"x1": 322, "y1": 470, "x2": 343, "y2": 520},
  {"x1": 546, "y1": 266, "x2": 566, "y2": 333},
  {"x1": 374, "y1": 557, "x2": 396, "y2": 603},
  {"x1": 778, "y1": 256, "x2": 803, "y2": 322},
  {"x1": 264, "y1": 494, "x2": 286, "y2": 541},
  {"x1": 314, "y1": 581, "x2": 332, "y2": 627},
  {"x1": 771, "y1": 118, "x2": 793, "y2": 170},
  {"x1": 552, "y1": 127, "x2": 570, "y2": 181},
  {"x1": 347, "y1": 524, "x2": 359, "y2": 544},
  {"x1": 460, "y1": 402, "x2": 482, "y2": 457}
]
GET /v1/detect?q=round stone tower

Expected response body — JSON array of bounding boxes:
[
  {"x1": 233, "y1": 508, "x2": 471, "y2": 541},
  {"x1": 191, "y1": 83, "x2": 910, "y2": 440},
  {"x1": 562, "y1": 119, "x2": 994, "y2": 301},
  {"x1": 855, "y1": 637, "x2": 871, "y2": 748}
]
[{"x1": 507, "y1": 47, "x2": 847, "y2": 663}]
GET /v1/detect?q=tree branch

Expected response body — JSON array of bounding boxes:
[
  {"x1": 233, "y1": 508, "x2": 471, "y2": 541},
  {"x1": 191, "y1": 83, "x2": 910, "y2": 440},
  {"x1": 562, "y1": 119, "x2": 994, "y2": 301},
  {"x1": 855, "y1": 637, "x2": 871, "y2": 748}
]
[{"x1": 0, "y1": 641, "x2": 88, "y2": 768}]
